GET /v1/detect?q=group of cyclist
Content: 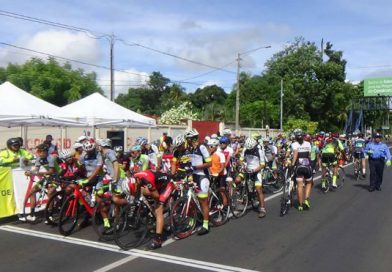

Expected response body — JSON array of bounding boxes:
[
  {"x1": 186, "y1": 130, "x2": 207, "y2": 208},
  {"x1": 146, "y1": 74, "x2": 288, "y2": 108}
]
[{"x1": 1, "y1": 128, "x2": 388, "y2": 250}]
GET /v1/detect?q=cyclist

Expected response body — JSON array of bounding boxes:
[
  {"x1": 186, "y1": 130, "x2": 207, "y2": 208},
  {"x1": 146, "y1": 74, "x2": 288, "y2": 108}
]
[
  {"x1": 0, "y1": 138, "x2": 33, "y2": 168},
  {"x1": 75, "y1": 138, "x2": 104, "y2": 228},
  {"x1": 237, "y1": 137, "x2": 267, "y2": 218},
  {"x1": 171, "y1": 134, "x2": 192, "y2": 178},
  {"x1": 73, "y1": 142, "x2": 84, "y2": 161},
  {"x1": 133, "y1": 170, "x2": 175, "y2": 249},
  {"x1": 307, "y1": 135, "x2": 320, "y2": 174},
  {"x1": 208, "y1": 138, "x2": 228, "y2": 207},
  {"x1": 136, "y1": 137, "x2": 159, "y2": 171},
  {"x1": 128, "y1": 144, "x2": 150, "y2": 173},
  {"x1": 352, "y1": 132, "x2": 367, "y2": 177},
  {"x1": 114, "y1": 146, "x2": 129, "y2": 171},
  {"x1": 291, "y1": 129, "x2": 313, "y2": 210},
  {"x1": 58, "y1": 149, "x2": 85, "y2": 180},
  {"x1": 218, "y1": 135, "x2": 235, "y2": 182},
  {"x1": 185, "y1": 128, "x2": 212, "y2": 235},
  {"x1": 320, "y1": 133, "x2": 344, "y2": 190},
  {"x1": 262, "y1": 137, "x2": 278, "y2": 180},
  {"x1": 24, "y1": 144, "x2": 60, "y2": 222}
]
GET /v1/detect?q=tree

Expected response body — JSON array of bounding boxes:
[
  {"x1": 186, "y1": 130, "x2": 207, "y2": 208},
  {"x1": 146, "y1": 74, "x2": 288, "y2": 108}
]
[
  {"x1": 159, "y1": 102, "x2": 200, "y2": 125},
  {"x1": 1, "y1": 57, "x2": 102, "y2": 106}
]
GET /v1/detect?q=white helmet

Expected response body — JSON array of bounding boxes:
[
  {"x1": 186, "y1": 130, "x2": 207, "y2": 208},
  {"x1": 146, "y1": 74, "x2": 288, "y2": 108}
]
[
  {"x1": 244, "y1": 137, "x2": 257, "y2": 149},
  {"x1": 59, "y1": 149, "x2": 73, "y2": 160},
  {"x1": 184, "y1": 128, "x2": 199, "y2": 138},
  {"x1": 77, "y1": 135, "x2": 88, "y2": 143},
  {"x1": 82, "y1": 140, "x2": 96, "y2": 152},
  {"x1": 207, "y1": 138, "x2": 220, "y2": 146},
  {"x1": 73, "y1": 142, "x2": 83, "y2": 149},
  {"x1": 135, "y1": 136, "x2": 148, "y2": 146},
  {"x1": 97, "y1": 138, "x2": 112, "y2": 148},
  {"x1": 222, "y1": 128, "x2": 232, "y2": 136},
  {"x1": 211, "y1": 134, "x2": 218, "y2": 139},
  {"x1": 173, "y1": 134, "x2": 186, "y2": 147}
]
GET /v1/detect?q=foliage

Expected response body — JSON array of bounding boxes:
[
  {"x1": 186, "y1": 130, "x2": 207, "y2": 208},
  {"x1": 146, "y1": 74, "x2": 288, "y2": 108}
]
[
  {"x1": 159, "y1": 101, "x2": 200, "y2": 125},
  {"x1": 283, "y1": 118, "x2": 319, "y2": 135},
  {"x1": 0, "y1": 57, "x2": 102, "y2": 106}
]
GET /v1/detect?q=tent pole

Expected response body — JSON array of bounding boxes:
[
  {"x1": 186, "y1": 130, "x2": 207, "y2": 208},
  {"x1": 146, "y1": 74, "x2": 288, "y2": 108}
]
[{"x1": 124, "y1": 127, "x2": 128, "y2": 151}]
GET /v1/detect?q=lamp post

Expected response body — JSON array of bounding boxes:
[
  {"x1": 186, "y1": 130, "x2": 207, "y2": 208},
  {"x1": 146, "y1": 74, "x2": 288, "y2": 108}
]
[{"x1": 235, "y1": 45, "x2": 271, "y2": 134}]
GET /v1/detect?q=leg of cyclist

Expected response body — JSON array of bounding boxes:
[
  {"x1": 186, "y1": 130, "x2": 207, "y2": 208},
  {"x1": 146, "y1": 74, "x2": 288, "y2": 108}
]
[
  {"x1": 361, "y1": 154, "x2": 366, "y2": 177},
  {"x1": 27, "y1": 185, "x2": 39, "y2": 221},
  {"x1": 195, "y1": 175, "x2": 210, "y2": 235},
  {"x1": 255, "y1": 172, "x2": 266, "y2": 218},
  {"x1": 218, "y1": 175, "x2": 228, "y2": 207},
  {"x1": 332, "y1": 163, "x2": 339, "y2": 188},
  {"x1": 320, "y1": 163, "x2": 327, "y2": 189},
  {"x1": 296, "y1": 177, "x2": 305, "y2": 211}
]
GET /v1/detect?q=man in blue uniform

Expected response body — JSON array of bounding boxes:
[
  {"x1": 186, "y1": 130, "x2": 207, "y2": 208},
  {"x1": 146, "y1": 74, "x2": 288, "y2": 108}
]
[{"x1": 364, "y1": 133, "x2": 391, "y2": 192}]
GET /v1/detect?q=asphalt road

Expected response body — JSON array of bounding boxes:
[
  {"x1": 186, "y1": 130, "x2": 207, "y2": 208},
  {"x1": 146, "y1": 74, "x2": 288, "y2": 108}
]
[{"x1": 1, "y1": 161, "x2": 392, "y2": 272}]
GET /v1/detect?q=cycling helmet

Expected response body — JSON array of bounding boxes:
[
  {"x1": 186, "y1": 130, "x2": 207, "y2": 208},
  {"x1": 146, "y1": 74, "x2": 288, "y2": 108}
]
[
  {"x1": 77, "y1": 135, "x2": 88, "y2": 143},
  {"x1": 173, "y1": 134, "x2": 186, "y2": 147},
  {"x1": 304, "y1": 134, "x2": 312, "y2": 142},
  {"x1": 251, "y1": 132, "x2": 261, "y2": 140},
  {"x1": 219, "y1": 136, "x2": 230, "y2": 144},
  {"x1": 184, "y1": 128, "x2": 199, "y2": 138},
  {"x1": 129, "y1": 144, "x2": 142, "y2": 152},
  {"x1": 82, "y1": 139, "x2": 96, "y2": 152},
  {"x1": 59, "y1": 149, "x2": 73, "y2": 160},
  {"x1": 207, "y1": 138, "x2": 220, "y2": 146},
  {"x1": 135, "y1": 136, "x2": 148, "y2": 146},
  {"x1": 331, "y1": 132, "x2": 339, "y2": 139},
  {"x1": 319, "y1": 131, "x2": 325, "y2": 136},
  {"x1": 97, "y1": 138, "x2": 112, "y2": 148},
  {"x1": 114, "y1": 146, "x2": 123, "y2": 152},
  {"x1": 7, "y1": 138, "x2": 20, "y2": 148},
  {"x1": 211, "y1": 134, "x2": 218, "y2": 139},
  {"x1": 222, "y1": 128, "x2": 232, "y2": 136},
  {"x1": 244, "y1": 137, "x2": 257, "y2": 149},
  {"x1": 73, "y1": 142, "x2": 83, "y2": 149}
]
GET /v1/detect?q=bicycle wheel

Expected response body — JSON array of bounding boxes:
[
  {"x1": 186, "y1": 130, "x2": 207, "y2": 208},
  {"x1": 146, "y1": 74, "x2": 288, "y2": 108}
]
[
  {"x1": 230, "y1": 182, "x2": 248, "y2": 218},
  {"x1": 92, "y1": 201, "x2": 118, "y2": 241},
  {"x1": 170, "y1": 197, "x2": 197, "y2": 239},
  {"x1": 45, "y1": 190, "x2": 65, "y2": 226},
  {"x1": 58, "y1": 195, "x2": 80, "y2": 236},
  {"x1": 280, "y1": 178, "x2": 291, "y2": 216},
  {"x1": 271, "y1": 169, "x2": 285, "y2": 194},
  {"x1": 209, "y1": 190, "x2": 229, "y2": 227},
  {"x1": 114, "y1": 202, "x2": 148, "y2": 250}
]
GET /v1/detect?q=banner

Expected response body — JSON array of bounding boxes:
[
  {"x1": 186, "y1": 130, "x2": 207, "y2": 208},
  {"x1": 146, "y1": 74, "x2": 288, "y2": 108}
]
[
  {"x1": 0, "y1": 167, "x2": 16, "y2": 218},
  {"x1": 12, "y1": 168, "x2": 32, "y2": 214},
  {"x1": 364, "y1": 77, "x2": 392, "y2": 96}
]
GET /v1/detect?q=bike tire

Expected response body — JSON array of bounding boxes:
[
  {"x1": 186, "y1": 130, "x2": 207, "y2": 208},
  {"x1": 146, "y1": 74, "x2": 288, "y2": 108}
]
[
  {"x1": 209, "y1": 190, "x2": 229, "y2": 227},
  {"x1": 45, "y1": 190, "x2": 65, "y2": 226},
  {"x1": 58, "y1": 195, "x2": 80, "y2": 236},
  {"x1": 230, "y1": 182, "x2": 248, "y2": 218},
  {"x1": 271, "y1": 169, "x2": 285, "y2": 194},
  {"x1": 170, "y1": 197, "x2": 197, "y2": 239},
  {"x1": 114, "y1": 202, "x2": 148, "y2": 250}
]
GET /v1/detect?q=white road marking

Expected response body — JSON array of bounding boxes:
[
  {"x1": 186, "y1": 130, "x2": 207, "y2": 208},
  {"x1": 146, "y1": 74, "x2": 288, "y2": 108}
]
[
  {"x1": 94, "y1": 255, "x2": 138, "y2": 272},
  {"x1": 0, "y1": 225, "x2": 260, "y2": 272}
]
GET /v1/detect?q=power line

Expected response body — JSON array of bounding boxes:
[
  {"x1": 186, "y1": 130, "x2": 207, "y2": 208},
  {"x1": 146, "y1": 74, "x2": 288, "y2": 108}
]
[{"x1": 0, "y1": 42, "x2": 150, "y2": 78}]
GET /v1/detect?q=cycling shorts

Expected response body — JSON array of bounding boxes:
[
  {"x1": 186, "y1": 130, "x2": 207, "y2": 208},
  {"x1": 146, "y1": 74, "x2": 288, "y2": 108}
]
[
  {"x1": 267, "y1": 160, "x2": 277, "y2": 170},
  {"x1": 193, "y1": 174, "x2": 210, "y2": 198},
  {"x1": 211, "y1": 175, "x2": 227, "y2": 188},
  {"x1": 248, "y1": 171, "x2": 263, "y2": 187},
  {"x1": 321, "y1": 153, "x2": 337, "y2": 166},
  {"x1": 295, "y1": 165, "x2": 312, "y2": 181}
]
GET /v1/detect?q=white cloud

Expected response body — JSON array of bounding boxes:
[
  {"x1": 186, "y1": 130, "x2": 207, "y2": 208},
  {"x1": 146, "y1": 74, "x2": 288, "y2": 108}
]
[
  {"x1": 0, "y1": 30, "x2": 101, "y2": 68},
  {"x1": 97, "y1": 69, "x2": 149, "y2": 98}
]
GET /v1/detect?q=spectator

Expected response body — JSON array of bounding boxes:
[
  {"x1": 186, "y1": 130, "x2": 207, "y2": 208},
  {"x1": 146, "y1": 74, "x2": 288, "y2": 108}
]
[
  {"x1": 0, "y1": 138, "x2": 33, "y2": 168},
  {"x1": 43, "y1": 135, "x2": 58, "y2": 156}
]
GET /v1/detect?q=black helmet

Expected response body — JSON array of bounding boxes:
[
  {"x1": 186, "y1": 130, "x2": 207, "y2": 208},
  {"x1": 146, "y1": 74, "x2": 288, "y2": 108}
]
[
  {"x1": 7, "y1": 138, "x2": 20, "y2": 148},
  {"x1": 294, "y1": 128, "x2": 304, "y2": 139}
]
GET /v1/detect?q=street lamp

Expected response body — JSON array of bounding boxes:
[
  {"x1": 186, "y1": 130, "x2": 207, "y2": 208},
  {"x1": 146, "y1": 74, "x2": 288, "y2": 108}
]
[{"x1": 235, "y1": 45, "x2": 271, "y2": 134}]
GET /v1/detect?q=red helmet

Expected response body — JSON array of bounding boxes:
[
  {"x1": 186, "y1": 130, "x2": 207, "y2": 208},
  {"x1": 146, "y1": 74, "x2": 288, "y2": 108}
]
[{"x1": 331, "y1": 133, "x2": 339, "y2": 139}]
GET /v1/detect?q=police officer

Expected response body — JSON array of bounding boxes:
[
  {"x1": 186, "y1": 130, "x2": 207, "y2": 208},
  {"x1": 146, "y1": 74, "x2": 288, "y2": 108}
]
[
  {"x1": 364, "y1": 133, "x2": 391, "y2": 192},
  {"x1": 0, "y1": 138, "x2": 33, "y2": 168}
]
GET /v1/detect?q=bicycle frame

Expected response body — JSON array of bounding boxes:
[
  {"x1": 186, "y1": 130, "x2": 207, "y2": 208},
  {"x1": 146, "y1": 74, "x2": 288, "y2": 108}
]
[{"x1": 65, "y1": 184, "x2": 94, "y2": 217}]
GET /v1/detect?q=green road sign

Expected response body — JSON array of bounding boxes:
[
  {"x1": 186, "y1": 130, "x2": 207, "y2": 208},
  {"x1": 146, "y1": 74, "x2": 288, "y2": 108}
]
[{"x1": 364, "y1": 77, "x2": 392, "y2": 96}]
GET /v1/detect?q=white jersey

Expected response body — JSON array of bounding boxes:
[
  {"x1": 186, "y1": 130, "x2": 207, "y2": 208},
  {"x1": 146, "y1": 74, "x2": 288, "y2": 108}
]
[{"x1": 292, "y1": 141, "x2": 311, "y2": 166}]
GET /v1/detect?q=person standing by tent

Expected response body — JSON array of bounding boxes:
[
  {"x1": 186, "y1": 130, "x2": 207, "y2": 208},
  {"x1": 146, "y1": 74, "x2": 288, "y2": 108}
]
[
  {"x1": 43, "y1": 135, "x2": 58, "y2": 156},
  {"x1": 0, "y1": 138, "x2": 33, "y2": 168}
]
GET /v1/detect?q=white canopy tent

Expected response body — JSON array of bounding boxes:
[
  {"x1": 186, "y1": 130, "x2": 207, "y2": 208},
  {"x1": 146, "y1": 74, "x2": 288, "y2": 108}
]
[
  {"x1": 0, "y1": 81, "x2": 86, "y2": 127},
  {"x1": 57, "y1": 92, "x2": 156, "y2": 128}
]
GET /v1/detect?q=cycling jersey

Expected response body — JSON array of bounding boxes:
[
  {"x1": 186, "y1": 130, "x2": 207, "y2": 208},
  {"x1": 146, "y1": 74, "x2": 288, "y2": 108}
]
[
  {"x1": 34, "y1": 155, "x2": 60, "y2": 174},
  {"x1": 292, "y1": 141, "x2": 311, "y2": 166},
  {"x1": 142, "y1": 144, "x2": 159, "y2": 170},
  {"x1": 58, "y1": 159, "x2": 85, "y2": 179},
  {"x1": 241, "y1": 147, "x2": 265, "y2": 172},
  {"x1": 79, "y1": 151, "x2": 103, "y2": 177},
  {"x1": 134, "y1": 170, "x2": 170, "y2": 192},
  {"x1": 188, "y1": 144, "x2": 211, "y2": 175},
  {"x1": 160, "y1": 153, "x2": 174, "y2": 173},
  {"x1": 102, "y1": 149, "x2": 126, "y2": 180},
  {"x1": 353, "y1": 138, "x2": 366, "y2": 153},
  {"x1": 209, "y1": 151, "x2": 225, "y2": 176},
  {"x1": 129, "y1": 154, "x2": 149, "y2": 172}
]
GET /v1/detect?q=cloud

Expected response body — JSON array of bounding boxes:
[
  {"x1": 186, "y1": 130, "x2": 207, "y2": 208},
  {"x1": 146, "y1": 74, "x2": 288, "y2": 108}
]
[
  {"x1": 97, "y1": 69, "x2": 149, "y2": 98},
  {"x1": 0, "y1": 30, "x2": 101, "y2": 69}
]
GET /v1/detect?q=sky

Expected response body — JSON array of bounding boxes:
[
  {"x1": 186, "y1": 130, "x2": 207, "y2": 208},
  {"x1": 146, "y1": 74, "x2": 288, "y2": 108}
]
[{"x1": 0, "y1": 0, "x2": 391, "y2": 98}]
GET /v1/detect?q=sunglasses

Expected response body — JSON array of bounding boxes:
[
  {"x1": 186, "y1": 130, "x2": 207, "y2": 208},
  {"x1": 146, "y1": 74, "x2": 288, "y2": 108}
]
[{"x1": 208, "y1": 145, "x2": 217, "y2": 148}]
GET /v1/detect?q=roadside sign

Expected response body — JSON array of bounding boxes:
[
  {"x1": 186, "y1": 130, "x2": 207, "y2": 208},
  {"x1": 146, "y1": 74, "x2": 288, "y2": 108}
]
[{"x1": 364, "y1": 77, "x2": 392, "y2": 96}]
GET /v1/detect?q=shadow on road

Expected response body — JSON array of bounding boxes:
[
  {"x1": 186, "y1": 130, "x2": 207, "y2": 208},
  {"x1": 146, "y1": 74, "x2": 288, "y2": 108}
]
[{"x1": 353, "y1": 184, "x2": 369, "y2": 191}]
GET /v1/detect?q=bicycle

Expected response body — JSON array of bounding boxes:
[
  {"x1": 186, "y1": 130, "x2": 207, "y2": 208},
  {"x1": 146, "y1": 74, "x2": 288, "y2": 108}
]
[
  {"x1": 321, "y1": 158, "x2": 345, "y2": 193},
  {"x1": 353, "y1": 152, "x2": 364, "y2": 181},
  {"x1": 21, "y1": 175, "x2": 58, "y2": 223},
  {"x1": 280, "y1": 166, "x2": 296, "y2": 217},
  {"x1": 113, "y1": 194, "x2": 156, "y2": 250},
  {"x1": 170, "y1": 176, "x2": 229, "y2": 239},
  {"x1": 261, "y1": 164, "x2": 285, "y2": 193}
]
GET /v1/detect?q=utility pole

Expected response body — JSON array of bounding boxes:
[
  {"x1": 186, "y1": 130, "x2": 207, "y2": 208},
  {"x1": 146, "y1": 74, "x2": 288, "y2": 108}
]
[
  {"x1": 235, "y1": 53, "x2": 241, "y2": 134},
  {"x1": 109, "y1": 34, "x2": 115, "y2": 101},
  {"x1": 280, "y1": 79, "x2": 283, "y2": 131}
]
